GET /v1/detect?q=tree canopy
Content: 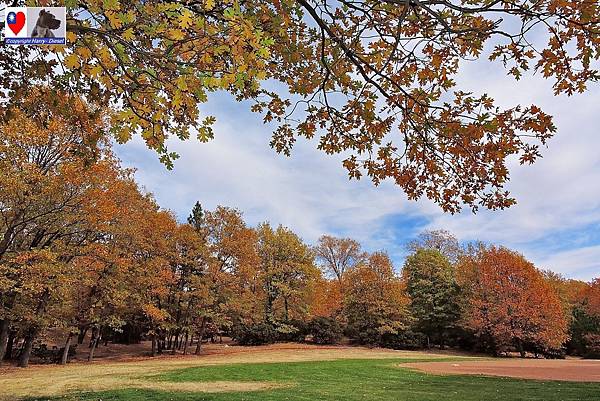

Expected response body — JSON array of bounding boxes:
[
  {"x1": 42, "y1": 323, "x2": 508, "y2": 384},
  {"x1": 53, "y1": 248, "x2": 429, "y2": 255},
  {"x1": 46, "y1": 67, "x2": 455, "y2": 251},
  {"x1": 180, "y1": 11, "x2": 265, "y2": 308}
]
[
  {"x1": 403, "y1": 249, "x2": 461, "y2": 348},
  {"x1": 458, "y1": 246, "x2": 569, "y2": 355},
  {"x1": 0, "y1": 100, "x2": 596, "y2": 364},
  {"x1": 1, "y1": 0, "x2": 598, "y2": 211}
]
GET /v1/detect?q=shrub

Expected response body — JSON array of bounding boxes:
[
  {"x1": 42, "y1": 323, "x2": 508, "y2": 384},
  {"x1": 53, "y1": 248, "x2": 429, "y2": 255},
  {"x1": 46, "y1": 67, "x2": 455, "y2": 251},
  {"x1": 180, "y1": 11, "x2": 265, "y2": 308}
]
[
  {"x1": 380, "y1": 331, "x2": 426, "y2": 350},
  {"x1": 31, "y1": 343, "x2": 77, "y2": 364},
  {"x1": 583, "y1": 334, "x2": 600, "y2": 359},
  {"x1": 542, "y1": 348, "x2": 566, "y2": 359},
  {"x1": 275, "y1": 320, "x2": 307, "y2": 343},
  {"x1": 307, "y1": 317, "x2": 342, "y2": 345},
  {"x1": 232, "y1": 322, "x2": 277, "y2": 346}
]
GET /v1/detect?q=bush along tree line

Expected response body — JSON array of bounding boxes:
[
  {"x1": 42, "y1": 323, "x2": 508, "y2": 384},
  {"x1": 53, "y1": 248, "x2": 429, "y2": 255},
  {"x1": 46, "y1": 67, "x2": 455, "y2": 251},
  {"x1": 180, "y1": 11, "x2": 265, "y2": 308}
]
[{"x1": 1, "y1": 90, "x2": 600, "y2": 368}]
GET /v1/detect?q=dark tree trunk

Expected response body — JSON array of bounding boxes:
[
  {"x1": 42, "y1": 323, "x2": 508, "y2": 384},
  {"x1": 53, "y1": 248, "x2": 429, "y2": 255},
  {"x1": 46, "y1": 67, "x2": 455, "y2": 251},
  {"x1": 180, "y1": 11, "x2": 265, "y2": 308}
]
[
  {"x1": 151, "y1": 334, "x2": 157, "y2": 357},
  {"x1": 77, "y1": 326, "x2": 88, "y2": 344},
  {"x1": 0, "y1": 222, "x2": 18, "y2": 259},
  {"x1": 171, "y1": 333, "x2": 179, "y2": 355},
  {"x1": 284, "y1": 297, "x2": 289, "y2": 322},
  {"x1": 183, "y1": 332, "x2": 189, "y2": 355},
  {"x1": 4, "y1": 330, "x2": 15, "y2": 360},
  {"x1": 0, "y1": 319, "x2": 9, "y2": 364},
  {"x1": 89, "y1": 326, "x2": 97, "y2": 348},
  {"x1": 60, "y1": 333, "x2": 73, "y2": 365},
  {"x1": 88, "y1": 329, "x2": 99, "y2": 362},
  {"x1": 18, "y1": 289, "x2": 48, "y2": 367},
  {"x1": 158, "y1": 335, "x2": 164, "y2": 354},
  {"x1": 265, "y1": 289, "x2": 274, "y2": 323},
  {"x1": 195, "y1": 318, "x2": 207, "y2": 355},
  {"x1": 18, "y1": 330, "x2": 36, "y2": 368},
  {"x1": 517, "y1": 339, "x2": 526, "y2": 358}
]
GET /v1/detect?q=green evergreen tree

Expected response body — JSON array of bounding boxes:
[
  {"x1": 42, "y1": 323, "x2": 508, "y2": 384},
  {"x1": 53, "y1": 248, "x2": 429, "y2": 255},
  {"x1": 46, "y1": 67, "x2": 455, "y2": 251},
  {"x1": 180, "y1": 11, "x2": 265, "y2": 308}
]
[{"x1": 187, "y1": 201, "x2": 204, "y2": 233}]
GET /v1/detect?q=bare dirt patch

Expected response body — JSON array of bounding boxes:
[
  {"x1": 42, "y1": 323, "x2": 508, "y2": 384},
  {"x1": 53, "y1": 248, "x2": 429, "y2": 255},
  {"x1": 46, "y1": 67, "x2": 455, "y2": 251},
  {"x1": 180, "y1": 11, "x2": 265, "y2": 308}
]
[{"x1": 403, "y1": 358, "x2": 600, "y2": 382}]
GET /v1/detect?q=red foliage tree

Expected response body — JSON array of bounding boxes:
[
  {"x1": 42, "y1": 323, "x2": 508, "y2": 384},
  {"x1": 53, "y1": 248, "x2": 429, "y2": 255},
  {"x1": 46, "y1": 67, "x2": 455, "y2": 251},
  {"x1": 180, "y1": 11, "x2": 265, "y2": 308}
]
[{"x1": 459, "y1": 246, "x2": 569, "y2": 356}]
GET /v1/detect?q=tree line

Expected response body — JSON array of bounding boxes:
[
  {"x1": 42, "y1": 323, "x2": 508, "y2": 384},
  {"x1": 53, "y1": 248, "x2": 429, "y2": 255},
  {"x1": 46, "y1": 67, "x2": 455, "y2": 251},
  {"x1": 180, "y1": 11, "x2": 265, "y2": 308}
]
[{"x1": 1, "y1": 89, "x2": 599, "y2": 368}]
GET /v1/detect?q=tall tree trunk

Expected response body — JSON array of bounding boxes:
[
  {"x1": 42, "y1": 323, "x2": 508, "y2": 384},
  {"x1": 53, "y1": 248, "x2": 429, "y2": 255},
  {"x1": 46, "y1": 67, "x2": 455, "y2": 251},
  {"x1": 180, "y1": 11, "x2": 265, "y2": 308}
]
[
  {"x1": 60, "y1": 333, "x2": 73, "y2": 365},
  {"x1": 151, "y1": 333, "x2": 157, "y2": 357},
  {"x1": 517, "y1": 339, "x2": 526, "y2": 358},
  {"x1": 77, "y1": 326, "x2": 88, "y2": 344},
  {"x1": 18, "y1": 288, "x2": 49, "y2": 367},
  {"x1": 88, "y1": 329, "x2": 99, "y2": 362},
  {"x1": 0, "y1": 221, "x2": 18, "y2": 259},
  {"x1": 171, "y1": 333, "x2": 179, "y2": 355},
  {"x1": 183, "y1": 332, "x2": 189, "y2": 355},
  {"x1": 4, "y1": 330, "x2": 15, "y2": 360},
  {"x1": 284, "y1": 297, "x2": 289, "y2": 322},
  {"x1": 18, "y1": 329, "x2": 36, "y2": 368},
  {"x1": 195, "y1": 318, "x2": 207, "y2": 355},
  {"x1": 88, "y1": 326, "x2": 98, "y2": 348},
  {"x1": 158, "y1": 334, "x2": 164, "y2": 354},
  {"x1": 0, "y1": 319, "x2": 10, "y2": 364},
  {"x1": 265, "y1": 285, "x2": 274, "y2": 324}
]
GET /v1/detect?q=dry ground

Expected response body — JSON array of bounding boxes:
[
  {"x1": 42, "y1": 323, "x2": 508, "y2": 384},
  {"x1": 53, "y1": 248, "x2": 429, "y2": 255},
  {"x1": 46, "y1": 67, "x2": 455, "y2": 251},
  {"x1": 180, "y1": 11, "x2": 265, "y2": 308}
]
[{"x1": 404, "y1": 358, "x2": 600, "y2": 382}]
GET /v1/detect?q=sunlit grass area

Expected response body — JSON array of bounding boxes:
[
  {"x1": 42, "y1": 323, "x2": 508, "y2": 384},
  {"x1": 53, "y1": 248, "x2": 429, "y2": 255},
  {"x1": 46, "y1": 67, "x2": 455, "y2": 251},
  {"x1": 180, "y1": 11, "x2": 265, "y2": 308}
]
[
  {"x1": 14, "y1": 357, "x2": 600, "y2": 401},
  {"x1": 0, "y1": 346, "x2": 441, "y2": 400}
]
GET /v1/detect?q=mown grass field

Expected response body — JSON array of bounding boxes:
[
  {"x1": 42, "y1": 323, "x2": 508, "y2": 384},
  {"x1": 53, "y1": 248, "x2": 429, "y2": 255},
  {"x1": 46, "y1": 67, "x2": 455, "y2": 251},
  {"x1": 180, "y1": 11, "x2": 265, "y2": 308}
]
[
  {"x1": 10, "y1": 354, "x2": 600, "y2": 401},
  {"x1": 2, "y1": 345, "x2": 598, "y2": 401}
]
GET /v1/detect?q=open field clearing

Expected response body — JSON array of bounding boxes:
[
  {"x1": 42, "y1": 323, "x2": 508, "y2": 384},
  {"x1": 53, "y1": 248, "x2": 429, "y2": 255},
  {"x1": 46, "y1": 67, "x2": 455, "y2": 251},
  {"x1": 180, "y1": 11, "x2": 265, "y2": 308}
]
[
  {"x1": 0, "y1": 344, "x2": 448, "y2": 400},
  {"x1": 404, "y1": 358, "x2": 600, "y2": 382},
  {"x1": 1, "y1": 345, "x2": 599, "y2": 401}
]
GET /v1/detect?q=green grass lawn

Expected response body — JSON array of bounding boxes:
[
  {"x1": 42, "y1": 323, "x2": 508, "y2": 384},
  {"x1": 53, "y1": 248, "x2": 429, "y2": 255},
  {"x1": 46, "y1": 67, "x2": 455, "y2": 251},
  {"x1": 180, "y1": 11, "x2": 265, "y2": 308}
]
[{"x1": 25, "y1": 358, "x2": 600, "y2": 401}]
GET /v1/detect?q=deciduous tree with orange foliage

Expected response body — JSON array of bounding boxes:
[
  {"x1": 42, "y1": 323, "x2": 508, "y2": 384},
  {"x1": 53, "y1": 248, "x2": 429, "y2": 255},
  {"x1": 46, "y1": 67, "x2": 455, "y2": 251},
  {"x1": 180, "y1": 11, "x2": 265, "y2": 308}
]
[
  {"x1": 256, "y1": 223, "x2": 318, "y2": 325},
  {"x1": 459, "y1": 246, "x2": 569, "y2": 357},
  {"x1": 309, "y1": 278, "x2": 344, "y2": 320},
  {"x1": 585, "y1": 279, "x2": 600, "y2": 318},
  {"x1": 201, "y1": 206, "x2": 261, "y2": 336},
  {"x1": 344, "y1": 252, "x2": 409, "y2": 346},
  {"x1": 0, "y1": 87, "x2": 115, "y2": 367},
  {"x1": 2, "y1": 1, "x2": 598, "y2": 212}
]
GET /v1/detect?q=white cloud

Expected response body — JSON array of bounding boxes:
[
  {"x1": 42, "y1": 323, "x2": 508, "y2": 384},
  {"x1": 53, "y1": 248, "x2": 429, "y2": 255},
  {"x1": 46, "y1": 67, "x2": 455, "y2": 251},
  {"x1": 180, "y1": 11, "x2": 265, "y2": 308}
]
[
  {"x1": 117, "y1": 95, "x2": 421, "y2": 250},
  {"x1": 116, "y1": 54, "x2": 600, "y2": 281},
  {"x1": 535, "y1": 245, "x2": 600, "y2": 281}
]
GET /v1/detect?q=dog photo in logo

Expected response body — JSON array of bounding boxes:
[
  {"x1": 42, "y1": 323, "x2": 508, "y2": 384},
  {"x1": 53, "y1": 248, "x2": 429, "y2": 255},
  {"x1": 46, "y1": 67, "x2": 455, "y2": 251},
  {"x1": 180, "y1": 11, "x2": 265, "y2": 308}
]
[
  {"x1": 31, "y1": 9, "x2": 61, "y2": 38},
  {"x1": 28, "y1": 7, "x2": 66, "y2": 40}
]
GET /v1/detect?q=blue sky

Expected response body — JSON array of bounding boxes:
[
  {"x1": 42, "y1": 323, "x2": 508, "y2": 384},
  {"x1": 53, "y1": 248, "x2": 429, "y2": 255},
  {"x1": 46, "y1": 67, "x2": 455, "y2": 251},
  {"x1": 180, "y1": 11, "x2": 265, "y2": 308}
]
[{"x1": 115, "y1": 52, "x2": 600, "y2": 282}]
